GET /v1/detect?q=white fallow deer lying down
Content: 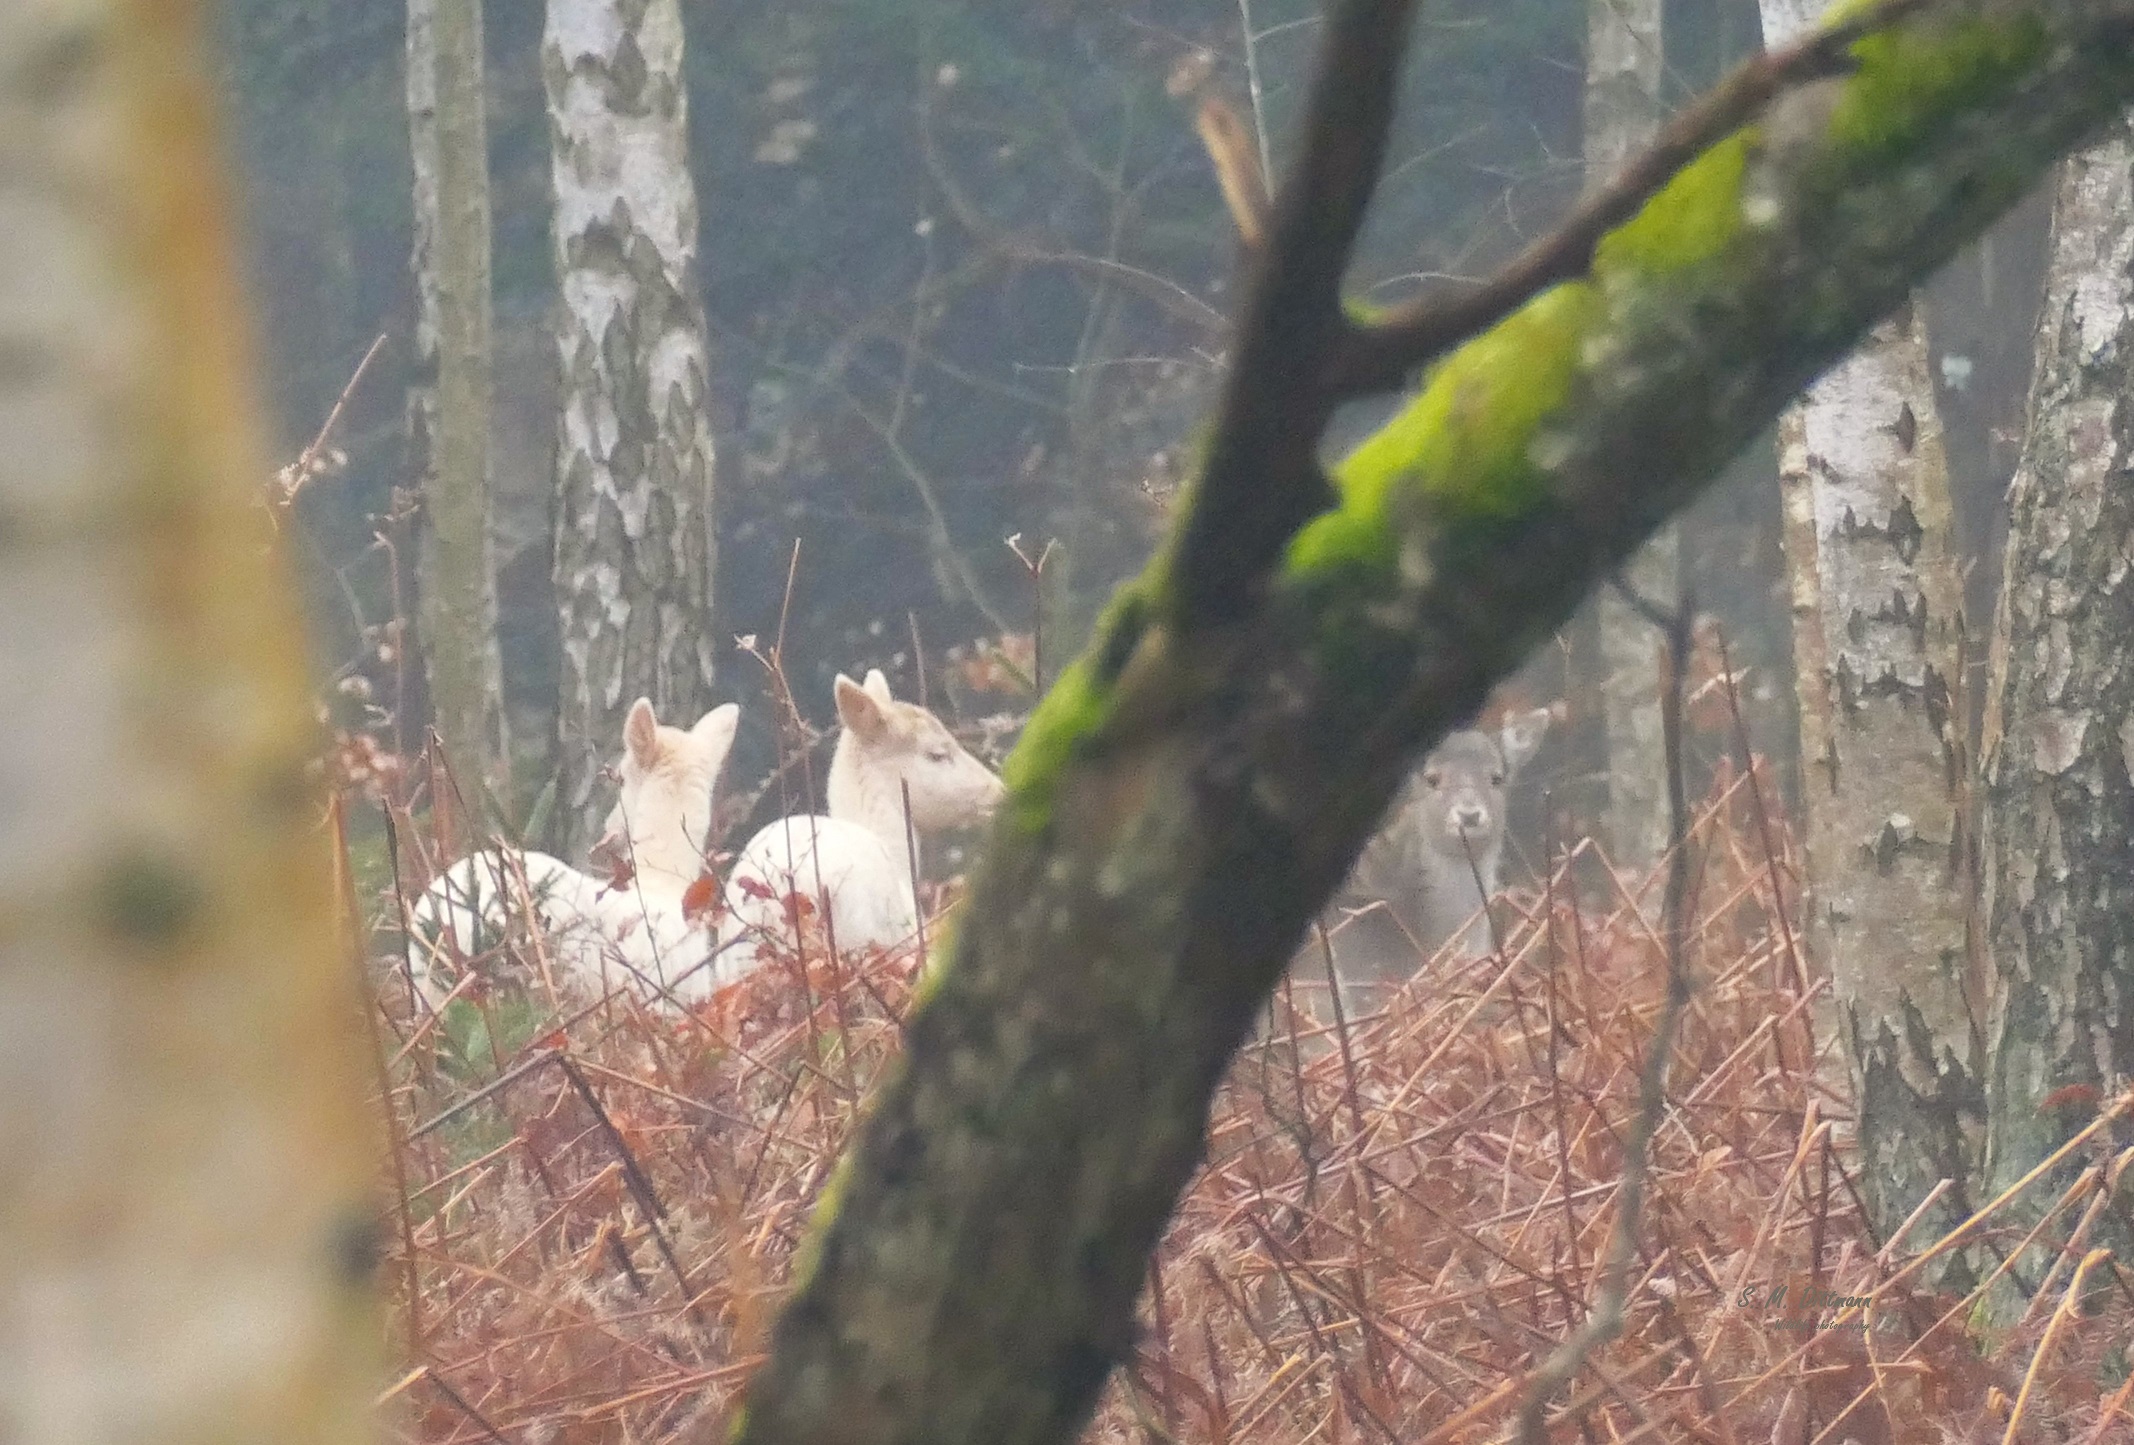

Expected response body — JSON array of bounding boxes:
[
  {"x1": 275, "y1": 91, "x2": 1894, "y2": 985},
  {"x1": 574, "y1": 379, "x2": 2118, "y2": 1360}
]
[
  {"x1": 712, "y1": 669, "x2": 1005, "y2": 990},
  {"x1": 405, "y1": 699, "x2": 740, "y2": 1006},
  {"x1": 1306, "y1": 708, "x2": 1551, "y2": 1014}
]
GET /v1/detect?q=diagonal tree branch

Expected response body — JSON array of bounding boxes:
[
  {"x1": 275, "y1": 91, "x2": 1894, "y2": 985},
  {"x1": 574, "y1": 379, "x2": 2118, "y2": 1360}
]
[
  {"x1": 1331, "y1": 0, "x2": 1940, "y2": 394},
  {"x1": 1173, "y1": 0, "x2": 1422, "y2": 626},
  {"x1": 724, "y1": 6, "x2": 2134, "y2": 1445}
]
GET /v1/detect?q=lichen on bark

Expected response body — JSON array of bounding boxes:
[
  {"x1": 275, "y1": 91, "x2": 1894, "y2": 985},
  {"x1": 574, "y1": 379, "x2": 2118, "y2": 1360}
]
[
  {"x1": 1978, "y1": 118, "x2": 2134, "y2": 1265},
  {"x1": 409, "y1": 0, "x2": 511, "y2": 798},
  {"x1": 544, "y1": 0, "x2": 719, "y2": 855},
  {"x1": 1760, "y1": 0, "x2": 1981, "y2": 1252}
]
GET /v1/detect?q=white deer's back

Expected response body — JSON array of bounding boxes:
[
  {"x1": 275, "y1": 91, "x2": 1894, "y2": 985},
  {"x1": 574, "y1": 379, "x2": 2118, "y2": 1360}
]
[
  {"x1": 406, "y1": 847, "x2": 607, "y2": 1001},
  {"x1": 718, "y1": 668, "x2": 1000, "y2": 982},
  {"x1": 717, "y1": 815, "x2": 918, "y2": 981},
  {"x1": 405, "y1": 700, "x2": 737, "y2": 1008}
]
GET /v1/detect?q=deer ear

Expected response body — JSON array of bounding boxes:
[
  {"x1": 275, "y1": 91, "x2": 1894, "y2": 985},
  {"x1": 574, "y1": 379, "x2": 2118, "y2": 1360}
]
[
  {"x1": 1499, "y1": 707, "x2": 1551, "y2": 776},
  {"x1": 690, "y1": 703, "x2": 741, "y2": 770},
  {"x1": 624, "y1": 698, "x2": 661, "y2": 768},
  {"x1": 835, "y1": 673, "x2": 888, "y2": 740},
  {"x1": 863, "y1": 668, "x2": 894, "y2": 706}
]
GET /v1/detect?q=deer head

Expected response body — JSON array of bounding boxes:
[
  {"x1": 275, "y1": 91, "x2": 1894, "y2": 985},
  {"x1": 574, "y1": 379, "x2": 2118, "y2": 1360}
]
[
  {"x1": 827, "y1": 669, "x2": 1004, "y2": 839},
  {"x1": 590, "y1": 698, "x2": 741, "y2": 889},
  {"x1": 1407, "y1": 707, "x2": 1551, "y2": 868}
]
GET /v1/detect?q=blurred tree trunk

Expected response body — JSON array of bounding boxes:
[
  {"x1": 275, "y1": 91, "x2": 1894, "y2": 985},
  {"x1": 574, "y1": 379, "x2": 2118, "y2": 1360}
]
[
  {"x1": 408, "y1": 0, "x2": 510, "y2": 800},
  {"x1": 1978, "y1": 124, "x2": 2134, "y2": 1254},
  {"x1": 1588, "y1": 0, "x2": 1674, "y2": 875},
  {"x1": 1758, "y1": 0, "x2": 1982, "y2": 1252},
  {"x1": 720, "y1": 5, "x2": 2134, "y2": 1444},
  {"x1": 0, "y1": 2, "x2": 381, "y2": 1440},
  {"x1": 543, "y1": 0, "x2": 719, "y2": 855}
]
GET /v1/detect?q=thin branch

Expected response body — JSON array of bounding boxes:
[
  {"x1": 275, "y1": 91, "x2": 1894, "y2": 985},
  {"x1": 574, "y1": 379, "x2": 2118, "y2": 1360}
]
[
  {"x1": 558, "y1": 1055, "x2": 712, "y2": 1335},
  {"x1": 1515, "y1": 596, "x2": 1696, "y2": 1444},
  {"x1": 917, "y1": 82, "x2": 1226, "y2": 338},
  {"x1": 1333, "y1": 0, "x2": 1937, "y2": 393},
  {"x1": 274, "y1": 329, "x2": 389, "y2": 509},
  {"x1": 423, "y1": 1368, "x2": 513, "y2": 1445},
  {"x1": 1174, "y1": 0, "x2": 1422, "y2": 625}
]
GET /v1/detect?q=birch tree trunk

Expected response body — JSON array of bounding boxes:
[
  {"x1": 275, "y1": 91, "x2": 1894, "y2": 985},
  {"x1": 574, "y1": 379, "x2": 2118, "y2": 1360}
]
[
  {"x1": 1588, "y1": 0, "x2": 1675, "y2": 874},
  {"x1": 0, "y1": 3, "x2": 381, "y2": 1439},
  {"x1": 543, "y1": 0, "x2": 719, "y2": 855},
  {"x1": 408, "y1": 0, "x2": 510, "y2": 798},
  {"x1": 1760, "y1": 0, "x2": 1980, "y2": 1248},
  {"x1": 1978, "y1": 124, "x2": 2134, "y2": 1245}
]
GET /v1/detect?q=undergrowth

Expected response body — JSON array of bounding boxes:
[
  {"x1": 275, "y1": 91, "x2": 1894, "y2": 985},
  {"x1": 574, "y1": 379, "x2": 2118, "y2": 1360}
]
[{"x1": 350, "y1": 750, "x2": 2134, "y2": 1445}]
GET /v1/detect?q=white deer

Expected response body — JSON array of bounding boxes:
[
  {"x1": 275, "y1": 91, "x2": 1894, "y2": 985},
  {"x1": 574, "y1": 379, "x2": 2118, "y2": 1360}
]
[
  {"x1": 1311, "y1": 708, "x2": 1551, "y2": 1011},
  {"x1": 406, "y1": 699, "x2": 739, "y2": 1006},
  {"x1": 713, "y1": 669, "x2": 1004, "y2": 988}
]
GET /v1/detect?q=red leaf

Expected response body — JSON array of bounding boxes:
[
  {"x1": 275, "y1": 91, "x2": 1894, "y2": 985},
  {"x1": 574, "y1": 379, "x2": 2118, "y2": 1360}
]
[
  {"x1": 682, "y1": 873, "x2": 721, "y2": 923},
  {"x1": 2040, "y1": 1083, "x2": 2102, "y2": 1115}
]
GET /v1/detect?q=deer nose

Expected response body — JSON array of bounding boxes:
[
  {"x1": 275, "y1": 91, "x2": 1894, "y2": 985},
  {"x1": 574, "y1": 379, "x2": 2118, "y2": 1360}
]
[{"x1": 1452, "y1": 805, "x2": 1489, "y2": 833}]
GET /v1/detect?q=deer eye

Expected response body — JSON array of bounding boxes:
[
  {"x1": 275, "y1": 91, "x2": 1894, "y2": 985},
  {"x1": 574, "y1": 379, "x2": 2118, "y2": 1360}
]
[
  {"x1": 1423, "y1": 770, "x2": 1443, "y2": 788},
  {"x1": 926, "y1": 746, "x2": 954, "y2": 764},
  {"x1": 1491, "y1": 773, "x2": 1505, "y2": 787}
]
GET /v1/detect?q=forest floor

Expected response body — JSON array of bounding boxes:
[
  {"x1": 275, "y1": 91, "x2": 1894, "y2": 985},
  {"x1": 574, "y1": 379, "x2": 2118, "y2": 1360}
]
[{"x1": 350, "y1": 750, "x2": 2134, "y2": 1445}]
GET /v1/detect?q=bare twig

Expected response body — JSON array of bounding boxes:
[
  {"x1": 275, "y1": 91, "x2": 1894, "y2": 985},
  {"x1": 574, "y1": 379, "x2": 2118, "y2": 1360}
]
[
  {"x1": 275, "y1": 329, "x2": 388, "y2": 509},
  {"x1": 1515, "y1": 595, "x2": 1696, "y2": 1444},
  {"x1": 423, "y1": 1368, "x2": 512, "y2": 1445},
  {"x1": 1713, "y1": 627, "x2": 1811, "y2": 1064},
  {"x1": 558, "y1": 1054, "x2": 711, "y2": 1334},
  {"x1": 1005, "y1": 533, "x2": 1058, "y2": 694},
  {"x1": 1333, "y1": 0, "x2": 1938, "y2": 392},
  {"x1": 1174, "y1": 0, "x2": 1421, "y2": 624},
  {"x1": 916, "y1": 80, "x2": 1226, "y2": 338}
]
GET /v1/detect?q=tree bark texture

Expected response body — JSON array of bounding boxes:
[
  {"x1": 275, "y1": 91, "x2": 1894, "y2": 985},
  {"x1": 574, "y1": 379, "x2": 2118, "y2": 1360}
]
[
  {"x1": 1978, "y1": 122, "x2": 2134, "y2": 1233},
  {"x1": 409, "y1": 0, "x2": 510, "y2": 797},
  {"x1": 0, "y1": 4, "x2": 382, "y2": 1441},
  {"x1": 726, "y1": 7, "x2": 2134, "y2": 1445},
  {"x1": 543, "y1": 0, "x2": 719, "y2": 855},
  {"x1": 1760, "y1": 0, "x2": 1981, "y2": 1247},
  {"x1": 1589, "y1": 0, "x2": 1676, "y2": 873}
]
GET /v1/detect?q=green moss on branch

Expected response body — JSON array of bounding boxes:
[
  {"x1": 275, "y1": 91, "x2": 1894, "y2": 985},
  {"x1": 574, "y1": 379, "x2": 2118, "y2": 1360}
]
[
  {"x1": 729, "y1": 8, "x2": 2134, "y2": 1445},
  {"x1": 1835, "y1": 16, "x2": 2048, "y2": 160}
]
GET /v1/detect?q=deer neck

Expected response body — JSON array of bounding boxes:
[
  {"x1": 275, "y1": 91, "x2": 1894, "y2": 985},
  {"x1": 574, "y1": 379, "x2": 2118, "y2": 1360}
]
[
  {"x1": 626, "y1": 799, "x2": 708, "y2": 900},
  {"x1": 827, "y1": 733, "x2": 917, "y2": 879},
  {"x1": 1421, "y1": 838, "x2": 1499, "y2": 913},
  {"x1": 631, "y1": 851, "x2": 697, "y2": 900}
]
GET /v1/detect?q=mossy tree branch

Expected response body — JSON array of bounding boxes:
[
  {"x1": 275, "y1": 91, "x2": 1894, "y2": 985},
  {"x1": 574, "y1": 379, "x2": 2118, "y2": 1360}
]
[
  {"x1": 726, "y1": 5, "x2": 2134, "y2": 1445},
  {"x1": 1332, "y1": 0, "x2": 1936, "y2": 392},
  {"x1": 1174, "y1": 0, "x2": 1420, "y2": 625}
]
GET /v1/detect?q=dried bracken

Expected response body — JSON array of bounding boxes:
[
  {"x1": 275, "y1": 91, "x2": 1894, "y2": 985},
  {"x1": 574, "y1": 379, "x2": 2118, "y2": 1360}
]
[{"x1": 354, "y1": 746, "x2": 2134, "y2": 1445}]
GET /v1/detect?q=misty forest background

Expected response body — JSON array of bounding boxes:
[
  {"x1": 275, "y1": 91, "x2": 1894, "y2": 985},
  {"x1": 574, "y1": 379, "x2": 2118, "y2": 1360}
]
[
  {"x1": 236, "y1": 0, "x2": 1909, "y2": 822},
  {"x1": 195, "y1": 0, "x2": 2134, "y2": 1439}
]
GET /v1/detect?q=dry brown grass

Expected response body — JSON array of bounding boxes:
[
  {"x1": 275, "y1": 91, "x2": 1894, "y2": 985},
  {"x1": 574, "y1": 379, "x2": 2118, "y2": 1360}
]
[{"x1": 351, "y1": 751, "x2": 2134, "y2": 1445}]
